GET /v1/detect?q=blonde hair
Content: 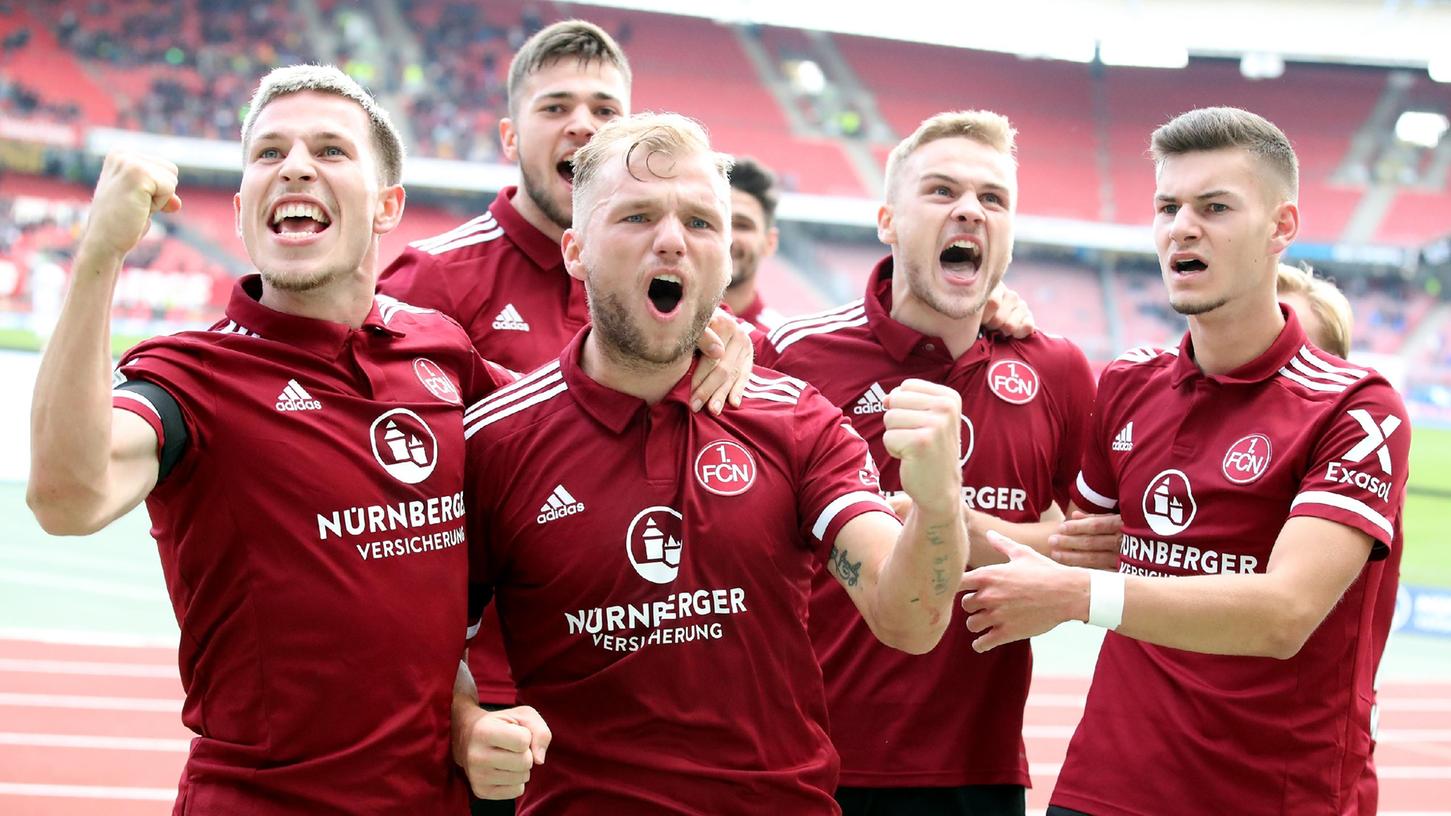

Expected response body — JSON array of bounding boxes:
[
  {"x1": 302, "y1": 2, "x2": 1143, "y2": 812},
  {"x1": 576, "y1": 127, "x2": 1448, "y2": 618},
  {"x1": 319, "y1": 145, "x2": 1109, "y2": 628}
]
[
  {"x1": 1151, "y1": 107, "x2": 1298, "y2": 204},
  {"x1": 570, "y1": 112, "x2": 733, "y2": 231},
  {"x1": 241, "y1": 64, "x2": 405, "y2": 185},
  {"x1": 1277, "y1": 263, "x2": 1353, "y2": 357},
  {"x1": 884, "y1": 110, "x2": 1016, "y2": 200}
]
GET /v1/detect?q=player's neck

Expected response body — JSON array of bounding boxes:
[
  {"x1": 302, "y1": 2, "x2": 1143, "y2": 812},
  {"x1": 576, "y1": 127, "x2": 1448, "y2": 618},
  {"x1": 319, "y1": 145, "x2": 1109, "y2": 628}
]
[
  {"x1": 258, "y1": 269, "x2": 376, "y2": 328},
  {"x1": 890, "y1": 299, "x2": 984, "y2": 359},
  {"x1": 581, "y1": 333, "x2": 692, "y2": 405},
  {"x1": 1186, "y1": 292, "x2": 1286, "y2": 376},
  {"x1": 722, "y1": 281, "x2": 756, "y2": 316},
  {"x1": 511, "y1": 187, "x2": 567, "y2": 244}
]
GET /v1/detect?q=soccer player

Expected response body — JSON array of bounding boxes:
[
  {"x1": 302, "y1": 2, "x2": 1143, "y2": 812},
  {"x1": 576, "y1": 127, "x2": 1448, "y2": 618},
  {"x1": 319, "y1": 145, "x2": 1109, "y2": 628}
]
[
  {"x1": 461, "y1": 112, "x2": 971, "y2": 814},
  {"x1": 757, "y1": 110, "x2": 1095, "y2": 816},
  {"x1": 959, "y1": 107, "x2": 1410, "y2": 816},
  {"x1": 725, "y1": 155, "x2": 786, "y2": 333},
  {"x1": 27, "y1": 66, "x2": 543, "y2": 813}
]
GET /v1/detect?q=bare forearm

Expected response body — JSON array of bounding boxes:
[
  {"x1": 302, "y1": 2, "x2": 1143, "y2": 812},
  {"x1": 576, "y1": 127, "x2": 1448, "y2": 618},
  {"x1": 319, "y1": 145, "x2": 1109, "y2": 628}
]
[
  {"x1": 1116, "y1": 572, "x2": 1327, "y2": 658},
  {"x1": 966, "y1": 509, "x2": 1058, "y2": 565},
  {"x1": 871, "y1": 504, "x2": 968, "y2": 653},
  {"x1": 28, "y1": 247, "x2": 128, "y2": 527}
]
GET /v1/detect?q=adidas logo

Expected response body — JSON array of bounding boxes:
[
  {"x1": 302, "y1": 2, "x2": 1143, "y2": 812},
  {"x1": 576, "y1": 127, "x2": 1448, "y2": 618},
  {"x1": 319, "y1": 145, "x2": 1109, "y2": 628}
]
[
  {"x1": 852, "y1": 382, "x2": 889, "y2": 415},
  {"x1": 276, "y1": 379, "x2": 322, "y2": 412},
  {"x1": 536, "y1": 484, "x2": 585, "y2": 524},
  {"x1": 1111, "y1": 421, "x2": 1134, "y2": 452},
  {"x1": 492, "y1": 303, "x2": 531, "y2": 332}
]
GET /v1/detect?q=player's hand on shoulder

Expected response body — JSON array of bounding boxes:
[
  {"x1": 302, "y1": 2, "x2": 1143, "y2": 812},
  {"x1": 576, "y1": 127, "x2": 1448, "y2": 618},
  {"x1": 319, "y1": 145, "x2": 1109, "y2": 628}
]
[
  {"x1": 1049, "y1": 511, "x2": 1123, "y2": 570},
  {"x1": 82, "y1": 152, "x2": 182, "y2": 262},
  {"x1": 457, "y1": 705, "x2": 552, "y2": 800},
  {"x1": 981, "y1": 282, "x2": 1035, "y2": 339},
  {"x1": 690, "y1": 309, "x2": 754, "y2": 414},
  {"x1": 882, "y1": 379, "x2": 962, "y2": 515}
]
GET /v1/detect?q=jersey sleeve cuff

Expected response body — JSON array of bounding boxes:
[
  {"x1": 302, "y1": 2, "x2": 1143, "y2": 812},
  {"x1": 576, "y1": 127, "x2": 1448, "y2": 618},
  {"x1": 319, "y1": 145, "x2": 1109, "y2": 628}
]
[
  {"x1": 811, "y1": 490, "x2": 896, "y2": 547},
  {"x1": 112, "y1": 391, "x2": 165, "y2": 450},
  {"x1": 1072, "y1": 472, "x2": 1118, "y2": 511},
  {"x1": 1289, "y1": 490, "x2": 1395, "y2": 545}
]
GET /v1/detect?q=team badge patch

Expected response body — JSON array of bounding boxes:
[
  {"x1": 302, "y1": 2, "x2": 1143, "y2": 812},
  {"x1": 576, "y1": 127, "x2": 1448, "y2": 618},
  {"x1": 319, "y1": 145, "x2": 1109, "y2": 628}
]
[
  {"x1": 1142, "y1": 469, "x2": 1196, "y2": 536},
  {"x1": 694, "y1": 440, "x2": 757, "y2": 496},
  {"x1": 369, "y1": 408, "x2": 438, "y2": 484},
  {"x1": 413, "y1": 358, "x2": 461, "y2": 404},
  {"x1": 627, "y1": 506, "x2": 685, "y2": 584},
  {"x1": 1222, "y1": 434, "x2": 1272, "y2": 484},
  {"x1": 987, "y1": 360, "x2": 1039, "y2": 404}
]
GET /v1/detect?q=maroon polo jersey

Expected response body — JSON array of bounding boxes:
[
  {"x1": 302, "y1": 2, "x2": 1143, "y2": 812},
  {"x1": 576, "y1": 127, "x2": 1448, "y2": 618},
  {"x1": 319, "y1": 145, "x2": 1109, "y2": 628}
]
[
  {"x1": 378, "y1": 186, "x2": 588, "y2": 373},
  {"x1": 758, "y1": 257, "x2": 1096, "y2": 788},
  {"x1": 463, "y1": 330, "x2": 896, "y2": 815},
  {"x1": 379, "y1": 186, "x2": 586, "y2": 702},
  {"x1": 111, "y1": 276, "x2": 506, "y2": 815},
  {"x1": 1057, "y1": 307, "x2": 1410, "y2": 816},
  {"x1": 736, "y1": 291, "x2": 785, "y2": 335}
]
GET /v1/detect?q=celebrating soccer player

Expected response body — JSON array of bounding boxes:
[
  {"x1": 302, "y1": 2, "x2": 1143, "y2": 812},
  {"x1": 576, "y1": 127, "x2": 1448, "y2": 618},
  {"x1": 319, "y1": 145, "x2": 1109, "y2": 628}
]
[
  {"x1": 27, "y1": 66, "x2": 545, "y2": 813},
  {"x1": 959, "y1": 107, "x2": 1410, "y2": 816},
  {"x1": 460, "y1": 112, "x2": 971, "y2": 813}
]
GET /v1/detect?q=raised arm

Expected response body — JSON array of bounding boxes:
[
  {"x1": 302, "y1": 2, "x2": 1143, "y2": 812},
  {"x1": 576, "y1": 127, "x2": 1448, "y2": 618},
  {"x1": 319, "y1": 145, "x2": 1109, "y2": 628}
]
[
  {"x1": 27, "y1": 153, "x2": 180, "y2": 534},
  {"x1": 827, "y1": 379, "x2": 969, "y2": 654}
]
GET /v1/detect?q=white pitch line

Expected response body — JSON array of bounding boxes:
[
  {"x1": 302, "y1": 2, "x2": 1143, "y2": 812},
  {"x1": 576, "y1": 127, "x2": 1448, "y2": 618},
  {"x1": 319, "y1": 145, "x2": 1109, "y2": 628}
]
[
  {"x1": 1027, "y1": 695, "x2": 1451, "y2": 713},
  {"x1": 0, "y1": 628, "x2": 179, "y2": 648},
  {"x1": 0, "y1": 782, "x2": 175, "y2": 801},
  {"x1": 0, "y1": 692, "x2": 181, "y2": 712},
  {"x1": 0, "y1": 732, "x2": 189, "y2": 752},
  {"x1": 1023, "y1": 724, "x2": 1451, "y2": 744},
  {"x1": 0, "y1": 569, "x2": 157, "y2": 601},
  {"x1": 0, "y1": 658, "x2": 176, "y2": 678}
]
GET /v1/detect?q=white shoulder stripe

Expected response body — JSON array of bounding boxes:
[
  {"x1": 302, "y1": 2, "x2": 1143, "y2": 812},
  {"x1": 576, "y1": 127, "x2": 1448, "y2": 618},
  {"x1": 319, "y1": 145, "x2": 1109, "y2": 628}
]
[
  {"x1": 1115, "y1": 345, "x2": 1176, "y2": 364},
  {"x1": 465, "y1": 361, "x2": 562, "y2": 422},
  {"x1": 1298, "y1": 346, "x2": 1367, "y2": 379},
  {"x1": 423, "y1": 227, "x2": 505, "y2": 257},
  {"x1": 213, "y1": 320, "x2": 261, "y2": 337},
  {"x1": 112, "y1": 390, "x2": 161, "y2": 421},
  {"x1": 409, "y1": 213, "x2": 497, "y2": 252},
  {"x1": 1286, "y1": 355, "x2": 1358, "y2": 386},
  {"x1": 741, "y1": 390, "x2": 799, "y2": 406},
  {"x1": 773, "y1": 312, "x2": 870, "y2": 353},
  {"x1": 747, "y1": 372, "x2": 805, "y2": 394},
  {"x1": 767, "y1": 300, "x2": 866, "y2": 345},
  {"x1": 465, "y1": 379, "x2": 568, "y2": 438},
  {"x1": 1291, "y1": 491, "x2": 1393, "y2": 540},
  {"x1": 812, "y1": 491, "x2": 894, "y2": 540},
  {"x1": 1278, "y1": 366, "x2": 1347, "y2": 393},
  {"x1": 1075, "y1": 472, "x2": 1118, "y2": 510},
  {"x1": 375, "y1": 293, "x2": 434, "y2": 324}
]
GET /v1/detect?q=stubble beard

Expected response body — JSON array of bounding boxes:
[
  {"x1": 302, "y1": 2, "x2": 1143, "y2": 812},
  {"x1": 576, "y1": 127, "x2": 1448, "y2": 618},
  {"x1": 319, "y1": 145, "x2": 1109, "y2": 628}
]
[
  {"x1": 589, "y1": 288, "x2": 718, "y2": 368},
  {"x1": 519, "y1": 157, "x2": 573, "y2": 231},
  {"x1": 1169, "y1": 292, "x2": 1230, "y2": 316},
  {"x1": 903, "y1": 257, "x2": 993, "y2": 319}
]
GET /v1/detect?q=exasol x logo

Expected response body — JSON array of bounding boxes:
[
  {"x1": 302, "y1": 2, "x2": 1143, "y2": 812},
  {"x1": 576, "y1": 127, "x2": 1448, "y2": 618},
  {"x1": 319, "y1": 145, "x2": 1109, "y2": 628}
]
[
  {"x1": 1142, "y1": 469, "x2": 1197, "y2": 537},
  {"x1": 1343, "y1": 409, "x2": 1401, "y2": 474},
  {"x1": 627, "y1": 506, "x2": 684, "y2": 584},
  {"x1": 369, "y1": 408, "x2": 437, "y2": 485}
]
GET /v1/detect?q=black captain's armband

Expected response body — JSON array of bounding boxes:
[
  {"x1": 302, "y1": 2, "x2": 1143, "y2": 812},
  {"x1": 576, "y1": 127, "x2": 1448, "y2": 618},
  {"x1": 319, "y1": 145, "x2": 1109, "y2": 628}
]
[{"x1": 115, "y1": 380, "x2": 189, "y2": 481}]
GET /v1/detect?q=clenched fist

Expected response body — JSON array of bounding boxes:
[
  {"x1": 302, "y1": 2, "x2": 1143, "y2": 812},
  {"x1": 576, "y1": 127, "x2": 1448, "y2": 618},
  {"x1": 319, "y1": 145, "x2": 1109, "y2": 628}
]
[
  {"x1": 80, "y1": 153, "x2": 182, "y2": 264},
  {"x1": 882, "y1": 379, "x2": 963, "y2": 517}
]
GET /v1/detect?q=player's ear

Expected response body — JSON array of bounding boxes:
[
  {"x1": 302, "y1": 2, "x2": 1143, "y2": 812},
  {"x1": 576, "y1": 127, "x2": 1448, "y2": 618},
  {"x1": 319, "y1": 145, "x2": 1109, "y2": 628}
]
[
  {"x1": 373, "y1": 184, "x2": 406, "y2": 234},
  {"x1": 876, "y1": 203, "x2": 896, "y2": 246},
  {"x1": 561, "y1": 227, "x2": 587, "y2": 282},
  {"x1": 500, "y1": 116, "x2": 519, "y2": 163},
  {"x1": 1268, "y1": 199, "x2": 1299, "y2": 256}
]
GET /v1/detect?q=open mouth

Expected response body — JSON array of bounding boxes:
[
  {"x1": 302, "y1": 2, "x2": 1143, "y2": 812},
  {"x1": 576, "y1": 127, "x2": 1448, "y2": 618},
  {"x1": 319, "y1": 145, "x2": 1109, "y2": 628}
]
[
  {"x1": 1172, "y1": 258, "x2": 1207, "y2": 274},
  {"x1": 269, "y1": 202, "x2": 331, "y2": 235},
  {"x1": 647, "y1": 274, "x2": 684, "y2": 315},
  {"x1": 939, "y1": 240, "x2": 981, "y2": 274},
  {"x1": 557, "y1": 159, "x2": 575, "y2": 187}
]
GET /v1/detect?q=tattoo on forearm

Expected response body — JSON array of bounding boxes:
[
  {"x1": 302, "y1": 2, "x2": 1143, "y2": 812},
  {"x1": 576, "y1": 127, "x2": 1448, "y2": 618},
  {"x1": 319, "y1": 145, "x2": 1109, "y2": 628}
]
[
  {"x1": 926, "y1": 523, "x2": 949, "y2": 548},
  {"x1": 932, "y1": 554, "x2": 950, "y2": 596},
  {"x1": 829, "y1": 545, "x2": 863, "y2": 588}
]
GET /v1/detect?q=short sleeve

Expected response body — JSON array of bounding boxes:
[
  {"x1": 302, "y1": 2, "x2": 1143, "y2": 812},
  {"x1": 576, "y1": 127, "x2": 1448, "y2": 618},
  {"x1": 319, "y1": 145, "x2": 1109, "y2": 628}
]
[
  {"x1": 1070, "y1": 364, "x2": 1121, "y2": 512},
  {"x1": 1289, "y1": 382, "x2": 1410, "y2": 558},
  {"x1": 794, "y1": 388, "x2": 895, "y2": 555},
  {"x1": 113, "y1": 343, "x2": 211, "y2": 473}
]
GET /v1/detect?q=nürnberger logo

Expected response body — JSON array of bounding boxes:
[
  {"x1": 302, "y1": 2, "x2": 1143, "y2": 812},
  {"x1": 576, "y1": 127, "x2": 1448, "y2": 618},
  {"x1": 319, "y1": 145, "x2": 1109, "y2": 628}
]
[
  {"x1": 695, "y1": 440, "x2": 757, "y2": 496},
  {"x1": 627, "y1": 506, "x2": 685, "y2": 584},
  {"x1": 1142, "y1": 468, "x2": 1196, "y2": 536},
  {"x1": 987, "y1": 360, "x2": 1039, "y2": 405},
  {"x1": 1222, "y1": 433, "x2": 1272, "y2": 484},
  {"x1": 370, "y1": 408, "x2": 438, "y2": 485},
  {"x1": 413, "y1": 358, "x2": 461, "y2": 404}
]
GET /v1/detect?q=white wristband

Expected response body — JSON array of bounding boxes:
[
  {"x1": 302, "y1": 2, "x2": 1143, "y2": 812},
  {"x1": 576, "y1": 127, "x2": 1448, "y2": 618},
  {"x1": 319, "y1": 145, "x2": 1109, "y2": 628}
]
[{"x1": 1088, "y1": 571, "x2": 1125, "y2": 630}]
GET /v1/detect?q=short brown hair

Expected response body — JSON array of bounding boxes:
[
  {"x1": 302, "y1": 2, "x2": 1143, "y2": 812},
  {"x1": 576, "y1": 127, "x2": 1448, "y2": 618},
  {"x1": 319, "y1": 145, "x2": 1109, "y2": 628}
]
[
  {"x1": 1276, "y1": 263, "x2": 1353, "y2": 357},
  {"x1": 571, "y1": 113, "x2": 732, "y2": 233},
  {"x1": 728, "y1": 156, "x2": 779, "y2": 224},
  {"x1": 884, "y1": 110, "x2": 1016, "y2": 200},
  {"x1": 507, "y1": 20, "x2": 632, "y2": 116},
  {"x1": 241, "y1": 64, "x2": 404, "y2": 186},
  {"x1": 1151, "y1": 107, "x2": 1299, "y2": 203}
]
